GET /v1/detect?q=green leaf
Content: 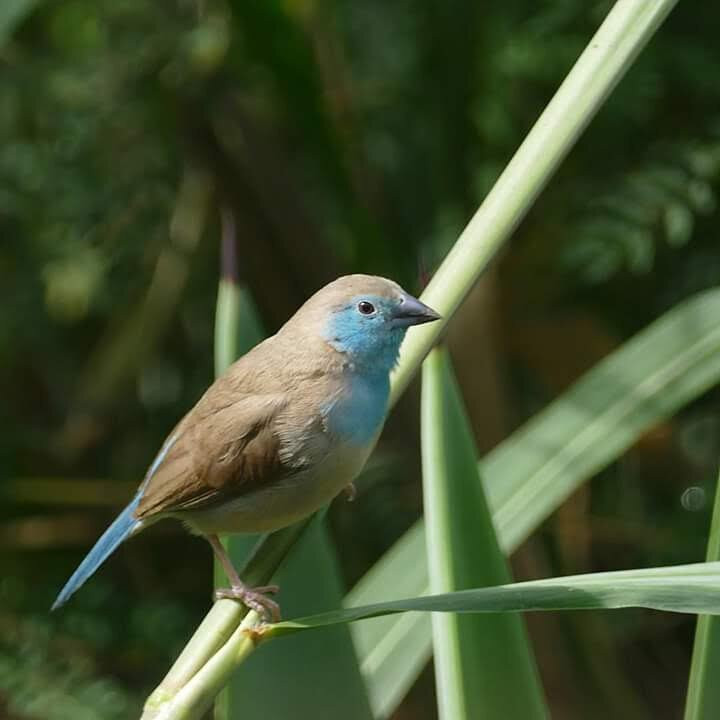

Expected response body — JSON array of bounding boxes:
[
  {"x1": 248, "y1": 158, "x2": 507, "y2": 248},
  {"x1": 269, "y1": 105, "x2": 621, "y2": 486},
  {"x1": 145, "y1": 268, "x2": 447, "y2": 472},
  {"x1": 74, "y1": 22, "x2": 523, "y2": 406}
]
[
  {"x1": 213, "y1": 280, "x2": 242, "y2": 379},
  {"x1": 684, "y1": 470, "x2": 720, "y2": 720},
  {"x1": 345, "y1": 523, "x2": 431, "y2": 719},
  {"x1": 270, "y1": 562, "x2": 720, "y2": 638},
  {"x1": 350, "y1": 286, "x2": 720, "y2": 717},
  {"x1": 421, "y1": 348, "x2": 547, "y2": 719},
  {"x1": 213, "y1": 278, "x2": 262, "y2": 720},
  {"x1": 225, "y1": 522, "x2": 373, "y2": 720}
]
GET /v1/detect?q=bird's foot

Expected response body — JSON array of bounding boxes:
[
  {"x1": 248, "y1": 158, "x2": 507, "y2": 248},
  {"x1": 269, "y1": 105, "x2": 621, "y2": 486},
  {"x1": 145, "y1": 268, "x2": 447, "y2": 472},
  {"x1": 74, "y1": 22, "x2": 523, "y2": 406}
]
[
  {"x1": 214, "y1": 583, "x2": 281, "y2": 622},
  {"x1": 344, "y1": 482, "x2": 356, "y2": 502}
]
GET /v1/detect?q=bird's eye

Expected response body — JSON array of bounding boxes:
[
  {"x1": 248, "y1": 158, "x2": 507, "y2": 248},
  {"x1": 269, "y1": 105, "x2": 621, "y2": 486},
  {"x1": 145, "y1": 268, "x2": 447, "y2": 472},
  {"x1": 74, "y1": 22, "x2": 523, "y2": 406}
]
[{"x1": 357, "y1": 301, "x2": 376, "y2": 315}]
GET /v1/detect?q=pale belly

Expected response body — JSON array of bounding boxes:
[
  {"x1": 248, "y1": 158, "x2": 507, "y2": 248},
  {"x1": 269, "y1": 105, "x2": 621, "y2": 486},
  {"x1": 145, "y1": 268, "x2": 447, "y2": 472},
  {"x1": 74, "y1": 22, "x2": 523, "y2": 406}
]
[{"x1": 178, "y1": 440, "x2": 375, "y2": 535}]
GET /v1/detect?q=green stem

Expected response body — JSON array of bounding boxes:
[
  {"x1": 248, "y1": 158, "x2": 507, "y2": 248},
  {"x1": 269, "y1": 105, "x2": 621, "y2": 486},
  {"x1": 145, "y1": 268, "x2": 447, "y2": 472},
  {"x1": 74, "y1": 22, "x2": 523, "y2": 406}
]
[
  {"x1": 146, "y1": 612, "x2": 263, "y2": 720},
  {"x1": 390, "y1": 0, "x2": 678, "y2": 403},
  {"x1": 141, "y1": 523, "x2": 310, "y2": 719}
]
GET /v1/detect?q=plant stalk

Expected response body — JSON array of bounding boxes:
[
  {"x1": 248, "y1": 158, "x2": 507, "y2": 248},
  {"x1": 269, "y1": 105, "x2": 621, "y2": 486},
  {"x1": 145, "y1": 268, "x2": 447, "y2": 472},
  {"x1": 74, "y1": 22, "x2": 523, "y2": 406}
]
[{"x1": 391, "y1": 0, "x2": 678, "y2": 403}]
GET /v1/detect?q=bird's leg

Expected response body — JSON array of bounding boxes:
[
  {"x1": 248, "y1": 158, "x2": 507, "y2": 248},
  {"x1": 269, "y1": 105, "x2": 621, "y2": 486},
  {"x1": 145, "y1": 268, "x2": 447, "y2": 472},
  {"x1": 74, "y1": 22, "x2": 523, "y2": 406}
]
[
  {"x1": 206, "y1": 534, "x2": 281, "y2": 622},
  {"x1": 344, "y1": 482, "x2": 356, "y2": 502}
]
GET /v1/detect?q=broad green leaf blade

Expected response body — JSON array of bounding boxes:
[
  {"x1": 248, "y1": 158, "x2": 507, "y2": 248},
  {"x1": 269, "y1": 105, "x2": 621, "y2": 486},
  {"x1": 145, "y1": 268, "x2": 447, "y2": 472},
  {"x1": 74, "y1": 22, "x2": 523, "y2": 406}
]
[
  {"x1": 684, "y1": 469, "x2": 720, "y2": 720},
  {"x1": 345, "y1": 524, "x2": 431, "y2": 719},
  {"x1": 487, "y1": 289, "x2": 720, "y2": 551},
  {"x1": 213, "y1": 279, "x2": 263, "y2": 720},
  {"x1": 227, "y1": 522, "x2": 374, "y2": 720},
  {"x1": 422, "y1": 349, "x2": 546, "y2": 719},
  {"x1": 271, "y1": 562, "x2": 720, "y2": 639},
  {"x1": 212, "y1": 281, "x2": 372, "y2": 720},
  {"x1": 214, "y1": 280, "x2": 242, "y2": 378},
  {"x1": 212, "y1": 233, "x2": 265, "y2": 596},
  {"x1": 350, "y1": 287, "x2": 720, "y2": 716}
]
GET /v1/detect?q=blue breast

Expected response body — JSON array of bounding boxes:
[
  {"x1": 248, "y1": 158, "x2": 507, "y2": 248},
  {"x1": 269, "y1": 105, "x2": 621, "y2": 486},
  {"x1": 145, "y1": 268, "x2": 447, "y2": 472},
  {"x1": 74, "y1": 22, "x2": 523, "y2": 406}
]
[{"x1": 325, "y1": 372, "x2": 390, "y2": 446}]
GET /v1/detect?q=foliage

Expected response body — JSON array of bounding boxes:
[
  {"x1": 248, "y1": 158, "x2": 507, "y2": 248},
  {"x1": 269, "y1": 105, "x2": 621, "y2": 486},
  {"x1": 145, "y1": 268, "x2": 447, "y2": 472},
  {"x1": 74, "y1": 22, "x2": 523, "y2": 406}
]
[
  {"x1": 421, "y1": 348, "x2": 547, "y2": 719},
  {"x1": 3, "y1": 1, "x2": 720, "y2": 718}
]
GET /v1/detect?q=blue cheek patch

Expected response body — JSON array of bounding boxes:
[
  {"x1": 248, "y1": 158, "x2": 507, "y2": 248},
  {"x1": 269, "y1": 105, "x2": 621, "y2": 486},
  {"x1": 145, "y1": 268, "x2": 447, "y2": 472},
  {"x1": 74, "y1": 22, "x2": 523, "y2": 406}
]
[
  {"x1": 325, "y1": 299, "x2": 381, "y2": 355},
  {"x1": 324, "y1": 296, "x2": 405, "y2": 372}
]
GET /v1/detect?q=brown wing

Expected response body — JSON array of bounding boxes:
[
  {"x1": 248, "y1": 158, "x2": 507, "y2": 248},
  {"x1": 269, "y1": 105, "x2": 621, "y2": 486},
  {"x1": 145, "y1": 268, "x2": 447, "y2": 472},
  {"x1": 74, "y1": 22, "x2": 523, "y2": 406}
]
[{"x1": 135, "y1": 393, "x2": 288, "y2": 519}]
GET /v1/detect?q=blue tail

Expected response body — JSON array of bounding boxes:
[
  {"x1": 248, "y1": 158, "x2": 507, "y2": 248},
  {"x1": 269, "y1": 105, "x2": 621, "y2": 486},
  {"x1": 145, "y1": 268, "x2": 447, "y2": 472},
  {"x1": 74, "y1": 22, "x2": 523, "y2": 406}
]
[{"x1": 51, "y1": 495, "x2": 142, "y2": 610}]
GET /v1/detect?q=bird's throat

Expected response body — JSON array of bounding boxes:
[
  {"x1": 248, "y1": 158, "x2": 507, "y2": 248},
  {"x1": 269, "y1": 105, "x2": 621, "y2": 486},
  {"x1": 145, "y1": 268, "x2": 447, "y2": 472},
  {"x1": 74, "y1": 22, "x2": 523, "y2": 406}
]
[{"x1": 323, "y1": 371, "x2": 390, "y2": 447}]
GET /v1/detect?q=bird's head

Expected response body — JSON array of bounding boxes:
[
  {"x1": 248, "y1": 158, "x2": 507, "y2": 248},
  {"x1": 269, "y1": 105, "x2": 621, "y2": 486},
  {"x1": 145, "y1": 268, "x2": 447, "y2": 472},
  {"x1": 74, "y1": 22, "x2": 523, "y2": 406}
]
[{"x1": 292, "y1": 275, "x2": 441, "y2": 374}]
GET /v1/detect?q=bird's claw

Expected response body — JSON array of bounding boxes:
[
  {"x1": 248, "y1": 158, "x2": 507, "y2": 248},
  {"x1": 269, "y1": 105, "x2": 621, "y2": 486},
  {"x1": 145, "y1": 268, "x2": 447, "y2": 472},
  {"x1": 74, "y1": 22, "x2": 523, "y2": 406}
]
[
  {"x1": 214, "y1": 584, "x2": 281, "y2": 622},
  {"x1": 344, "y1": 482, "x2": 356, "y2": 502}
]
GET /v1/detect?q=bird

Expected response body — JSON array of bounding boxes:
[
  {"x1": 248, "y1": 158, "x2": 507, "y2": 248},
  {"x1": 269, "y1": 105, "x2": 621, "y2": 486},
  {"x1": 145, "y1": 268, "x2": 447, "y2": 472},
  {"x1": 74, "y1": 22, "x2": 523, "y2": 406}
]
[{"x1": 51, "y1": 274, "x2": 440, "y2": 620}]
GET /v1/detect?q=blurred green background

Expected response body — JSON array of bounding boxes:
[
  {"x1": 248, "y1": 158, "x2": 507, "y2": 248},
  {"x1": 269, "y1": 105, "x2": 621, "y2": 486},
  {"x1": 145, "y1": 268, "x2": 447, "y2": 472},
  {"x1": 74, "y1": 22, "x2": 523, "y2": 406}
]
[{"x1": 2, "y1": 0, "x2": 720, "y2": 718}]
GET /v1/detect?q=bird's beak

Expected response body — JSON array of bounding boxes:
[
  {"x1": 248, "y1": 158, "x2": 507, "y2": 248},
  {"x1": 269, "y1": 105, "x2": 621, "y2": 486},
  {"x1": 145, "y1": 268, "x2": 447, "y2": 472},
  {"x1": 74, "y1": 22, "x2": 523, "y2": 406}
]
[{"x1": 391, "y1": 294, "x2": 442, "y2": 328}]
